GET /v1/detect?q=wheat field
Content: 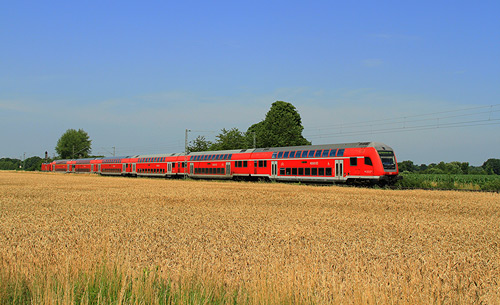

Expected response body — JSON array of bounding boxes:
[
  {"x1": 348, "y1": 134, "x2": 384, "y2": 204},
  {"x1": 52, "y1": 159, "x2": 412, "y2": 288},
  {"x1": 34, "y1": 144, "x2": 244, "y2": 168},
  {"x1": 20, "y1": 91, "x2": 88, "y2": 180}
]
[{"x1": 0, "y1": 171, "x2": 499, "y2": 304}]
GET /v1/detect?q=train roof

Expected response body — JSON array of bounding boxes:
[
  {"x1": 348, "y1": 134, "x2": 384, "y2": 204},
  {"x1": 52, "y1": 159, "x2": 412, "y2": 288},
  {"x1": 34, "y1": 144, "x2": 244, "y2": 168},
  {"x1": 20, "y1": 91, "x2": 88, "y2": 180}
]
[
  {"x1": 184, "y1": 142, "x2": 393, "y2": 155},
  {"x1": 254, "y1": 142, "x2": 393, "y2": 153},
  {"x1": 136, "y1": 153, "x2": 184, "y2": 158}
]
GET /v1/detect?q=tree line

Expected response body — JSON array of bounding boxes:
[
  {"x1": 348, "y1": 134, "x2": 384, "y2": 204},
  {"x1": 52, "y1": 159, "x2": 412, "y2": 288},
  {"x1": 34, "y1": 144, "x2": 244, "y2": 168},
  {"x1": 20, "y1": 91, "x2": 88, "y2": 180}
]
[{"x1": 398, "y1": 159, "x2": 500, "y2": 175}]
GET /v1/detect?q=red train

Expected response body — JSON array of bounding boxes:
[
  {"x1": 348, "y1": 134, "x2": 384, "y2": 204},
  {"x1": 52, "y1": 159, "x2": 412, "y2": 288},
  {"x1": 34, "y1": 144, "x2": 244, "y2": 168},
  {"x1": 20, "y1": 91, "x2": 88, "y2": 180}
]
[{"x1": 41, "y1": 142, "x2": 400, "y2": 185}]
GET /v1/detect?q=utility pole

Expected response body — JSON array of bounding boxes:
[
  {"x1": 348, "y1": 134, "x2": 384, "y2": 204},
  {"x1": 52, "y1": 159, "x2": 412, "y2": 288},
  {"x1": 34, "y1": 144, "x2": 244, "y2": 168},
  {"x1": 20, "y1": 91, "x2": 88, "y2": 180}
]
[
  {"x1": 185, "y1": 129, "x2": 191, "y2": 154},
  {"x1": 23, "y1": 152, "x2": 26, "y2": 170},
  {"x1": 184, "y1": 129, "x2": 191, "y2": 179},
  {"x1": 112, "y1": 146, "x2": 116, "y2": 157},
  {"x1": 253, "y1": 132, "x2": 256, "y2": 148}
]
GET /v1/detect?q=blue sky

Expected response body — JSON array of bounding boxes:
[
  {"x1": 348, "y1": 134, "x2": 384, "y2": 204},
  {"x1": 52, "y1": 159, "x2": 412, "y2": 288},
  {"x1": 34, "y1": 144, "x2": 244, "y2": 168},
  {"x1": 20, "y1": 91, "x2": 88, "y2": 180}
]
[{"x1": 1, "y1": 1, "x2": 499, "y2": 165}]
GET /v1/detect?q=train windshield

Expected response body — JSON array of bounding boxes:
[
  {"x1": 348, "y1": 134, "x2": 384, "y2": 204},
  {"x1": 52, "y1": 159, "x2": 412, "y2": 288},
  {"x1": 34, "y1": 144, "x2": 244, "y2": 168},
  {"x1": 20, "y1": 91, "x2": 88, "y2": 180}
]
[{"x1": 378, "y1": 150, "x2": 396, "y2": 171}]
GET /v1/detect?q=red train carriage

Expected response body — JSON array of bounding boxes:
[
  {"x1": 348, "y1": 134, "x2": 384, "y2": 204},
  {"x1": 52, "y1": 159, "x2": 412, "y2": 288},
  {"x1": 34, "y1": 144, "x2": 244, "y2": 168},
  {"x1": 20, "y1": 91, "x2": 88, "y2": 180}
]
[
  {"x1": 100, "y1": 157, "x2": 125, "y2": 175},
  {"x1": 41, "y1": 142, "x2": 399, "y2": 185}
]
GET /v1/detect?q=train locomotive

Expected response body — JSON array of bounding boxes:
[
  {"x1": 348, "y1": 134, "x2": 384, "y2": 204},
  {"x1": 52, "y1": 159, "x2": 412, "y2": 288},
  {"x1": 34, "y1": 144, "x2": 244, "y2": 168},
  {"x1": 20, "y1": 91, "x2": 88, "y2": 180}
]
[{"x1": 41, "y1": 142, "x2": 400, "y2": 185}]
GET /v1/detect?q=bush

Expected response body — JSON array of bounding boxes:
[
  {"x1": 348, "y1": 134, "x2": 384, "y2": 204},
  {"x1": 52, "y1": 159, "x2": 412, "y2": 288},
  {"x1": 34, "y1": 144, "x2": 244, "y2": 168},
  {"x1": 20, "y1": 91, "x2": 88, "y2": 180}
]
[{"x1": 481, "y1": 179, "x2": 500, "y2": 192}]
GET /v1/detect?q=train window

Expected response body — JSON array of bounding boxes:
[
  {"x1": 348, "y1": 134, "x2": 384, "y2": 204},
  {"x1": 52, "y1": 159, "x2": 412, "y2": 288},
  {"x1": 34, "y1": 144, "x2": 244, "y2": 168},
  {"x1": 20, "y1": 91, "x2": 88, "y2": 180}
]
[
  {"x1": 315, "y1": 150, "x2": 322, "y2": 157},
  {"x1": 285, "y1": 168, "x2": 291, "y2": 175},
  {"x1": 312, "y1": 168, "x2": 318, "y2": 176},
  {"x1": 365, "y1": 157, "x2": 373, "y2": 166},
  {"x1": 337, "y1": 149, "x2": 345, "y2": 157},
  {"x1": 329, "y1": 149, "x2": 337, "y2": 157},
  {"x1": 280, "y1": 168, "x2": 285, "y2": 175},
  {"x1": 319, "y1": 168, "x2": 325, "y2": 176},
  {"x1": 283, "y1": 152, "x2": 289, "y2": 158},
  {"x1": 292, "y1": 168, "x2": 297, "y2": 175},
  {"x1": 258, "y1": 160, "x2": 263, "y2": 167},
  {"x1": 289, "y1": 151, "x2": 295, "y2": 158},
  {"x1": 172, "y1": 163, "x2": 176, "y2": 168},
  {"x1": 308, "y1": 150, "x2": 315, "y2": 157},
  {"x1": 272, "y1": 152, "x2": 277, "y2": 159},
  {"x1": 326, "y1": 168, "x2": 332, "y2": 176},
  {"x1": 322, "y1": 150, "x2": 329, "y2": 157},
  {"x1": 350, "y1": 157, "x2": 358, "y2": 166},
  {"x1": 243, "y1": 161, "x2": 247, "y2": 167},
  {"x1": 278, "y1": 152, "x2": 283, "y2": 158},
  {"x1": 254, "y1": 161, "x2": 258, "y2": 168},
  {"x1": 302, "y1": 151, "x2": 308, "y2": 158},
  {"x1": 298, "y1": 168, "x2": 304, "y2": 175},
  {"x1": 305, "y1": 168, "x2": 311, "y2": 176},
  {"x1": 263, "y1": 160, "x2": 267, "y2": 167},
  {"x1": 229, "y1": 154, "x2": 233, "y2": 159}
]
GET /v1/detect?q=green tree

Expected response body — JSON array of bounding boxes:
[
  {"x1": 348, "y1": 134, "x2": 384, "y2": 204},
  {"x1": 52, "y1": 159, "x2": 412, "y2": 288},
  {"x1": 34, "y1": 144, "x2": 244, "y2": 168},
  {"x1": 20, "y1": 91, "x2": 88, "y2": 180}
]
[
  {"x1": 0, "y1": 158, "x2": 20, "y2": 170},
  {"x1": 210, "y1": 128, "x2": 247, "y2": 151},
  {"x1": 187, "y1": 135, "x2": 213, "y2": 152},
  {"x1": 398, "y1": 160, "x2": 417, "y2": 172},
  {"x1": 483, "y1": 158, "x2": 500, "y2": 175},
  {"x1": 249, "y1": 101, "x2": 311, "y2": 148},
  {"x1": 24, "y1": 156, "x2": 43, "y2": 171},
  {"x1": 55, "y1": 129, "x2": 92, "y2": 159}
]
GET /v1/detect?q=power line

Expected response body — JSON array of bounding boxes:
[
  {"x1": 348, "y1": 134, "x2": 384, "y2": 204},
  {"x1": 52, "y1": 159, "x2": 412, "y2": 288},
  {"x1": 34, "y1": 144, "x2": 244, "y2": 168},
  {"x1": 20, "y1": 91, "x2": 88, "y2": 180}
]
[
  {"x1": 307, "y1": 103, "x2": 500, "y2": 130},
  {"x1": 304, "y1": 103, "x2": 500, "y2": 139}
]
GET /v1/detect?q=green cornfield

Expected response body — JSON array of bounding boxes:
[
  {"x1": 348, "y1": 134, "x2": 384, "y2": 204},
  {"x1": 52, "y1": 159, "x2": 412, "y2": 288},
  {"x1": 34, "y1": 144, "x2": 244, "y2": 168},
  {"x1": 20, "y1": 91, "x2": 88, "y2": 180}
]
[{"x1": 396, "y1": 173, "x2": 500, "y2": 191}]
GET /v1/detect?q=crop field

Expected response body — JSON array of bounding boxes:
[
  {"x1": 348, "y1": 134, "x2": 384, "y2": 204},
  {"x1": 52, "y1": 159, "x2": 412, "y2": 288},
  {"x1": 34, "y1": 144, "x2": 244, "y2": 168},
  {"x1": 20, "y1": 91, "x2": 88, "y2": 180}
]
[
  {"x1": 396, "y1": 173, "x2": 500, "y2": 191},
  {"x1": 1, "y1": 171, "x2": 499, "y2": 304}
]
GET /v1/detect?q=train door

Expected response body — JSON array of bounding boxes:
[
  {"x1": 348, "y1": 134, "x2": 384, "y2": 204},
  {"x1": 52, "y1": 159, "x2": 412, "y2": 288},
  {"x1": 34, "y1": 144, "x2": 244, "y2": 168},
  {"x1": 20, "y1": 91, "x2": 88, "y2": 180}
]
[
  {"x1": 271, "y1": 161, "x2": 278, "y2": 179},
  {"x1": 98, "y1": 164, "x2": 101, "y2": 173},
  {"x1": 167, "y1": 163, "x2": 172, "y2": 175},
  {"x1": 335, "y1": 160, "x2": 344, "y2": 181},
  {"x1": 226, "y1": 162, "x2": 231, "y2": 177},
  {"x1": 189, "y1": 163, "x2": 194, "y2": 175},
  {"x1": 122, "y1": 163, "x2": 127, "y2": 174},
  {"x1": 132, "y1": 163, "x2": 136, "y2": 174}
]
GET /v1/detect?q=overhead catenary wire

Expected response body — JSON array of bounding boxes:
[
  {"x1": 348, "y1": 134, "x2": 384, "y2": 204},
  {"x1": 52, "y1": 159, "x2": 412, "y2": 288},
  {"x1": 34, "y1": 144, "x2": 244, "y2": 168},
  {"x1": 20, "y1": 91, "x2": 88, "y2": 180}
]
[{"x1": 304, "y1": 103, "x2": 500, "y2": 140}]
